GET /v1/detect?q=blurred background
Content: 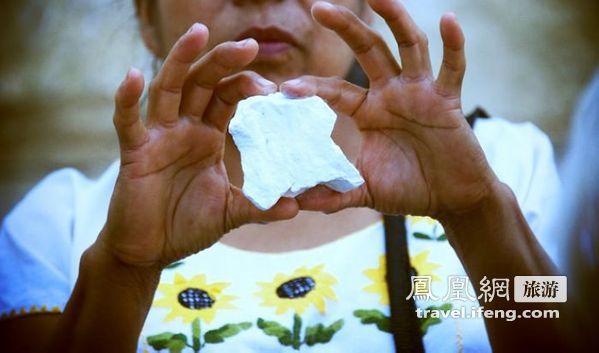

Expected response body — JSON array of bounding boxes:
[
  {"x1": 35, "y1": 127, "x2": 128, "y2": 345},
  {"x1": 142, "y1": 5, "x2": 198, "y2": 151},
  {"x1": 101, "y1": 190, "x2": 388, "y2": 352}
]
[{"x1": 0, "y1": 0, "x2": 598, "y2": 217}]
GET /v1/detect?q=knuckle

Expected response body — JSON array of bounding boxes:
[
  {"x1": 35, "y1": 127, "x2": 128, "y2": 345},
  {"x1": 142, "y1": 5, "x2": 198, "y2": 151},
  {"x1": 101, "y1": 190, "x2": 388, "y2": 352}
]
[
  {"x1": 238, "y1": 77, "x2": 258, "y2": 97},
  {"x1": 398, "y1": 35, "x2": 418, "y2": 48},
  {"x1": 224, "y1": 72, "x2": 256, "y2": 92},
  {"x1": 442, "y1": 57, "x2": 464, "y2": 73},
  {"x1": 237, "y1": 71, "x2": 258, "y2": 84},
  {"x1": 352, "y1": 35, "x2": 376, "y2": 54},
  {"x1": 212, "y1": 43, "x2": 238, "y2": 68},
  {"x1": 372, "y1": 34, "x2": 388, "y2": 51},
  {"x1": 325, "y1": 75, "x2": 343, "y2": 88}
]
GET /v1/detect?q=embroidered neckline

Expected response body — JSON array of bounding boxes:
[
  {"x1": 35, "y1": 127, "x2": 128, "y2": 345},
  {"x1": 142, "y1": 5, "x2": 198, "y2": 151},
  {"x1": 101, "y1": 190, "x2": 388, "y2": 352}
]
[
  {"x1": 0, "y1": 305, "x2": 62, "y2": 320},
  {"x1": 215, "y1": 221, "x2": 384, "y2": 256}
]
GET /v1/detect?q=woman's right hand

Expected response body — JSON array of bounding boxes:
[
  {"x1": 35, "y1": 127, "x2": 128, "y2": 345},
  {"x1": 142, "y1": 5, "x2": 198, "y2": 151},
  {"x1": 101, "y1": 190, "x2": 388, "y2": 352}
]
[{"x1": 95, "y1": 24, "x2": 298, "y2": 269}]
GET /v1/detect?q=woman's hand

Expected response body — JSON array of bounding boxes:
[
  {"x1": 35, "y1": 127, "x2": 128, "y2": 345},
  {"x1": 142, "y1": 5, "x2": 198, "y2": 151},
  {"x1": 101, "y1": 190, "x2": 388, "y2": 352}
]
[
  {"x1": 283, "y1": 0, "x2": 499, "y2": 219},
  {"x1": 97, "y1": 24, "x2": 298, "y2": 268}
]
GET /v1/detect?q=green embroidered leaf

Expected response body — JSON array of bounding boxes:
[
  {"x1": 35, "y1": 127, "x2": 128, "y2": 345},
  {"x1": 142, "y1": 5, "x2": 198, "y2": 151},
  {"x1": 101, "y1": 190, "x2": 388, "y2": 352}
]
[
  {"x1": 353, "y1": 309, "x2": 392, "y2": 333},
  {"x1": 191, "y1": 318, "x2": 201, "y2": 350},
  {"x1": 419, "y1": 303, "x2": 453, "y2": 334},
  {"x1": 165, "y1": 261, "x2": 184, "y2": 269},
  {"x1": 147, "y1": 332, "x2": 188, "y2": 353},
  {"x1": 413, "y1": 232, "x2": 433, "y2": 240},
  {"x1": 436, "y1": 303, "x2": 453, "y2": 312},
  {"x1": 204, "y1": 322, "x2": 252, "y2": 344},
  {"x1": 167, "y1": 334, "x2": 188, "y2": 353},
  {"x1": 257, "y1": 318, "x2": 294, "y2": 346},
  {"x1": 147, "y1": 332, "x2": 176, "y2": 350},
  {"x1": 304, "y1": 319, "x2": 344, "y2": 346},
  {"x1": 436, "y1": 233, "x2": 447, "y2": 241}
]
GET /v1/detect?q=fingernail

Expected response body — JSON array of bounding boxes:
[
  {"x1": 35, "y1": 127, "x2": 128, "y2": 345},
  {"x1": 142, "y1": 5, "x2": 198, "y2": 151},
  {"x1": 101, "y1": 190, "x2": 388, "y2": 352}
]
[
  {"x1": 126, "y1": 67, "x2": 141, "y2": 80},
  {"x1": 284, "y1": 79, "x2": 302, "y2": 87},
  {"x1": 257, "y1": 78, "x2": 277, "y2": 94},
  {"x1": 317, "y1": 2, "x2": 336, "y2": 11},
  {"x1": 187, "y1": 23, "x2": 204, "y2": 34},
  {"x1": 238, "y1": 38, "x2": 255, "y2": 47},
  {"x1": 281, "y1": 79, "x2": 305, "y2": 97}
]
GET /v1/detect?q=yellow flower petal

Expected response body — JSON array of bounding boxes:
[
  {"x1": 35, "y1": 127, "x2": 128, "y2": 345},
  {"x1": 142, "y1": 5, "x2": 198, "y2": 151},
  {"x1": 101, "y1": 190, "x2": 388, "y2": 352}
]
[
  {"x1": 407, "y1": 215, "x2": 439, "y2": 227},
  {"x1": 411, "y1": 250, "x2": 442, "y2": 282},
  {"x1": 362, "y1": 255, "x2": 390, "y2": 305}
]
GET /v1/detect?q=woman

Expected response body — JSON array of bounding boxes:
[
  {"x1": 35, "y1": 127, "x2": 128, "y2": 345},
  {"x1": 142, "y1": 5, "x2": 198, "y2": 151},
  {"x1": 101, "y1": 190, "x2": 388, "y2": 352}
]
[{"x1": 0, "y1": 0, "x2": 561, "y2": 352}]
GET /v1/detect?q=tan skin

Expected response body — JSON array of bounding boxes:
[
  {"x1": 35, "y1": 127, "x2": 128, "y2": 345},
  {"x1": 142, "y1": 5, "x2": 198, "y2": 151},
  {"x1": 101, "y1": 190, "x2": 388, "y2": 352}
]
[{"x1": 0, "y1": 0, "x2": 565, "y2": 352}]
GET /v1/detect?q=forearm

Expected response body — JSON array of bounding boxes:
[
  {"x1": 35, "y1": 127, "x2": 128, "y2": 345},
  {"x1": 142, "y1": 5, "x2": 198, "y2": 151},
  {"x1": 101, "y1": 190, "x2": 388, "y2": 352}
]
[
  {"x1": 442, "y1": 182, "x2": 557, "y2": 279},
  {"x1": 50, "y1": 239, "x2": 161, "y2": 353},
  {"x1": 441, "y1": 182, "x2": 565, "y2": 352}
]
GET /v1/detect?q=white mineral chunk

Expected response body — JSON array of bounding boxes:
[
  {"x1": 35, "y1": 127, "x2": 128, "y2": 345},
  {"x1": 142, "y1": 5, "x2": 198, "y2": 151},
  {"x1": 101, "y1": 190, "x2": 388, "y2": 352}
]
[{"x1": 229, "y1": 92, "x2": 365, "y2": 210}]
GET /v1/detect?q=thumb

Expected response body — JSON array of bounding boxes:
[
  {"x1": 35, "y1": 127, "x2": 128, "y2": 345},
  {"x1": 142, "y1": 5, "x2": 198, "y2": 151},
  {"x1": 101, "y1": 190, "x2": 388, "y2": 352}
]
[
  {"x1": 296, "y1": 184, "x2": 370, "y2": 214},
  {"x1": 226, "y1": 186, "x2": 300, "y2": 230}
]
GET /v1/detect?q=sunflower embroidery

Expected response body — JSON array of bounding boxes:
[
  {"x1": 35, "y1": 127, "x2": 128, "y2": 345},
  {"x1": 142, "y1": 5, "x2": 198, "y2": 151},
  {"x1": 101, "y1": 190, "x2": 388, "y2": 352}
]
[
  {"x1": 148, "y1": 273, "x2": 251, "y2": 352},
  {"x1": 255, "y1": 265, "x2": 344, "y2": 350},
  {"x1": 255, "y1": 264, "x2": 337, "y2": 315},
  {"x1": 154, "y1": 273, "x2": 237, "y2": 324},
  {"x1": 354, "y1": 255, "x2": 392, "y2": 334},
  {"x1": 355, "y1": 252, "x2": 443, "y2": 335}
]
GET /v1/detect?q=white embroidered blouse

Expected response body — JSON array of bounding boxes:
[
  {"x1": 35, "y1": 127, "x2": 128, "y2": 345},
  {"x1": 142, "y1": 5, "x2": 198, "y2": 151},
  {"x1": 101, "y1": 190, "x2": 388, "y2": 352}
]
[{"x1": 0, "y1": 117, "x2": 560, "y2": 352}]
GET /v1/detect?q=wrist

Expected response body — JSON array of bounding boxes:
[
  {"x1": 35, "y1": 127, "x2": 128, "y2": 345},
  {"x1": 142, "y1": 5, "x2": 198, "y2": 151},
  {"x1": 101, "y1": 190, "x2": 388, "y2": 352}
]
[
  {"x1": 439, "y1": 181, "x2": 515, "y2": 225},
  {"x1": 438, "y1": 181, "x2": 519, "y2": 255},
  {"x1": 51, "y1": 236, "x2": 162, "y2": 353},
  {"x1": 81, "y1": 240, "x2": 162, "y2": 301}
]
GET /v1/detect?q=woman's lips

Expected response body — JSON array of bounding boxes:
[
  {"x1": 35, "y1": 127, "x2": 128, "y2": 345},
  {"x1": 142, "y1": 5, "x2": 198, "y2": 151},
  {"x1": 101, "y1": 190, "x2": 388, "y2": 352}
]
[
  {"x1": 257, "y1": 41, "x2": 292, "y2": 57},
  {"x1": 236, "y1": 26, "x2": 299, "y2": 62}
]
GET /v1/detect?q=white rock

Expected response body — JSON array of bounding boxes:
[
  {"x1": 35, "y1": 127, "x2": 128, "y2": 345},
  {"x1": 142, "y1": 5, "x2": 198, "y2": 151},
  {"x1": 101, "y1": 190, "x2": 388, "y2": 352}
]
[{"x1": 229, "y1": 92, "x2": 365, "y2": 211}]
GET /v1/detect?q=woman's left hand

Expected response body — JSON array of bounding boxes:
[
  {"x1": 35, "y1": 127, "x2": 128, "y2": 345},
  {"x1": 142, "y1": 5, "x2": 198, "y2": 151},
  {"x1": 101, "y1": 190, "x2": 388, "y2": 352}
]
[{"x1": 282, "y1": 0, "x2": 500, "y2": 220}]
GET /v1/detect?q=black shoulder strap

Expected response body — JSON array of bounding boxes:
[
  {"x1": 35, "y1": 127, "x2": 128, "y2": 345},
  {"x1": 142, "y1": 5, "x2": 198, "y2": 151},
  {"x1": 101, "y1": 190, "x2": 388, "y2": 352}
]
[
  {"x1": 465, "y1": 106, "x2": 490, "y2": 128},
  {"x1": 384, "y1": 215, "x2": 424, "y2": 353}
]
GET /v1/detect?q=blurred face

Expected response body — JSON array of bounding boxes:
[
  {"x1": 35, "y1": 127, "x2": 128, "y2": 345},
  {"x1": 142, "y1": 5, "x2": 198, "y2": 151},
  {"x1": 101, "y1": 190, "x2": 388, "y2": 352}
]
[{"x1": 138, "y1": 0, "x2": 369, "y2": 83}]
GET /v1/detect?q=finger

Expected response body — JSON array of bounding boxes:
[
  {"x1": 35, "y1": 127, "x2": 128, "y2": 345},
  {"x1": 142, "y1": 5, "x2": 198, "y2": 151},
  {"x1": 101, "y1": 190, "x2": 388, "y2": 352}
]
[
  {"x1": 280, "y1": 75, "x2": 367, "y2": 119},
  {"x1": 296, "y1": 184, "x2": 371, "y2": 214},
  {"x1": 180, "y1": 39, "x2": 259, "y2": 123},
  {"x1": 311, "y1": 1, "x2": 400, "y2": 84},
  {"x1": 147, "y1": 23, "x2": 209, "y2": 126},
  {"x1": 226, "y1": 187, "x2": 299, "y2": 230},
  {"x1": 202, "y1": 72, "x2": 277, "y2": 132},
  {"x1": 368, "y1": 0, "x2": 432, "y2": 79},
  {"x1": 436, "y1": 13, "x2": 466, "y2": 97},
  {"x1": 113, "y1": 68, "x2": 147, "y2": 151}
]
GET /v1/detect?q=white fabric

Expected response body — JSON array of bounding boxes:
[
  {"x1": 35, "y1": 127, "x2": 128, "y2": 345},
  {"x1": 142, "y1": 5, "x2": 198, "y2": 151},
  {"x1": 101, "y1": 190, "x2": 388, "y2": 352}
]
[{"x1": 0, "y1": 116, "x2": 560, "y2": 352}]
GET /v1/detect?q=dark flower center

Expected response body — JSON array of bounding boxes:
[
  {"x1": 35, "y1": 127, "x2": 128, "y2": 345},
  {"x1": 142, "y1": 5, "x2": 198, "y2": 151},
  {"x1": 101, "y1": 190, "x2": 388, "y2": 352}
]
[
  {"x1": 276, "y1": 276, "x2": 316, "y2": 299},
  {"x1": 177, "y1": 288, "x2": 214, "y2": 310}
]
